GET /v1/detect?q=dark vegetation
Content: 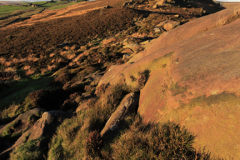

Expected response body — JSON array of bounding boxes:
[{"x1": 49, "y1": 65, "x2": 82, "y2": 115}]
[
  {"x1": 0, "y1": 7, "x2": 142, "y2": 60},
  {"x1": 0, "y1": 0, "x2": 224, "y2": 159},
  {"x1": 47, "y1": 84, "x2": 215, "y2": 159}
]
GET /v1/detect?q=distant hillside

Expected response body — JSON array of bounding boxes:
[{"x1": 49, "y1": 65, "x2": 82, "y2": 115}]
[{"x1": 0, "y1": 1, "x2": 23, "y2": 6}]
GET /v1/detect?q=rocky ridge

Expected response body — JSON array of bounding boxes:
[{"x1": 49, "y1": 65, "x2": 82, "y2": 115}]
[
  {"x1": 98, "y1": 2, "x2": 240, "y2": 159},
  {"x1": 0, "y1": 0, "x2": 233, "y2": 159}
]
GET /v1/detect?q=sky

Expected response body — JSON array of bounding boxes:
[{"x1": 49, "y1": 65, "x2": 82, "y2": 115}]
[
  {"x1": 1, "y1": 0, "x2": 50, "y2": 1},
  {"x1": 1, "y1": 0, "x2": 240, "y2": 2},
  {"x1": 216, "y1": 0, "x2": 240, "y2": 1}
]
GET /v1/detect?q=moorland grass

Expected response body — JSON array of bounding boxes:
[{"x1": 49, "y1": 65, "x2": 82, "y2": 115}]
[
  {"x1": 46, "y1": 85, "x2": 216, "y2": 160},
  {"x1": 49, "y1": 2, "x2": 78, "y2": 10},
  {"x1": 5, "y1": 84, "x2": 221, "y2": 159},
  {"x1": 0, "y1": 71, "x2": 55, "y2": 116},
  {"x1": 0, "y1": 5, "x2": 33, "y2": 16},
  {"x1": 48, "y1": 85, "x2": 129, "y2": 159},
  {"x1": 10, "y1": 137, "x2": 45, "y2": 160},
  {"x1": 48, "y1": 113, "x2": 214, "y2": 160}
]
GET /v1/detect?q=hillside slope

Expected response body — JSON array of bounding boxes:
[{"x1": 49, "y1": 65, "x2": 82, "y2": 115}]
[
  {"x1": 98, "y1": 3, "x2": 240, "y2": 159},
  {"x1": 0, "y1": 0, "x2": 230, "y2": 159}
]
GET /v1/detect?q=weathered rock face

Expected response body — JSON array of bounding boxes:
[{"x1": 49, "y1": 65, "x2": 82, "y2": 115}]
[
  {"x1": 76, "y1": 100, "x2": 89, "y2": 112},
  {"x1": 163, "y1": 20, "x2": 180, "y2": 31},
  {"x1": 0, "y1": 110, "x2": 73, "y2": 159},
  {"x1": 0, "y1": 108, "x2": 45, "y2": 137},
  {"x1": 100, "y1": 92, "x2": 139, "y2": 137},
  {"x1": 155, "y1": 0, "x2": 166, "y2": 6},
  {"x1": 0, "y1": 108, "x2": 45, "y2": 159},
  {"x1": 28, "y1": 110, "x2": 73, "y2": 141},
  {"x1": 97, "y1": 5, "x2": 240, "y2": 159}
]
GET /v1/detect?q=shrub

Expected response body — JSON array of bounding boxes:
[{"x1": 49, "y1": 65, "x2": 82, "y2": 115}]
[
  {"x1": 48, "y1": 84, "x2": 129, "y2": 159},
  {"x1": 54, "y1": 73, "x2": 71, "y2": 85},
  {"x1": 60, "y1": 99, "x2": 78, "y2": 111},
  {"x1": 111, "y1": 116, "x2": 212, "y2": 160},
  {"x1": 48, "y1": 84, "x2": 216, "y2": 160},
  {"x1": 24, "y1": 89, "x2": 68, "y2": 111},
  {"x1": 0, "y1": 103, "x2": 22, "y2": 122},
  {"x1": 95, "y1": 83, "x2": 109, "y2": 97},
  {"x1": 85, "y1": 130, "x2": 102, "y2": 158},
  {"x1": 137, "y1": 70, "x2": 150, "y2": 89},
  {"x1": 73, "y1": 66, "x2": 96, "y2": 81}
]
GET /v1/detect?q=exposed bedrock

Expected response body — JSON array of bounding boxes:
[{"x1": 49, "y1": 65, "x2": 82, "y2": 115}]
[{"x1": 97, "y1": 5, "x2": 240, "y2": 159}]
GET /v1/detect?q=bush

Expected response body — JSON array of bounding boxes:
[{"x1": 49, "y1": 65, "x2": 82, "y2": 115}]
[
  {"x1": 85, "y1": 130, "x2": 102, "y2": 158},
  {"x1": 54, "y1": 73, "x2": 71, "y2": 85},
  {"x1": 24, "y1": 89, "x2": 68, "y2": 111},
  {"x1": 0, "y1": 103, "x2": 22, "y2": 123},
  {"x1": 137, "y1": 70, "x2": 150, "y2": 89},
  {"x1": 111, "y1": 116, "x2": 212, "y2": 160},
  {"x1": 48, "y1": 84, "x2": 217, "y2": 160}
]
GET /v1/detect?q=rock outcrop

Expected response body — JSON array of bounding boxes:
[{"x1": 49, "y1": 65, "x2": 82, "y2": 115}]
[
  {"x1": 0, "y1": 108, "x2": 45, "y2": 137},
  {"x1": 97, "y1": 4, "x2": 240, "y2": 159},
  {"x1": 0, "y1": 108, "x2": 45, "y2": 159},
  {"x1": 0, "y1": 110, "x2": 73, "y2": 159},
  {"x1": 100, "y1": 92, "x2": 139, "y2": 137},
  {"x1": 28, "y1": 110, "x2": 73, "y2": 141}
]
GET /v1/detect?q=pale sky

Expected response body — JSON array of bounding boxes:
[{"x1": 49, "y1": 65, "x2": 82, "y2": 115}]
[
  {"x1": 217, "y1": 0, "x2": 240, "y2": 1},
  {"x1": 1, "y1": 0, "x2": 240, "y2": 2},
  {"x1": 1, "y1": 0, "x2": 50, "y2": 1}
]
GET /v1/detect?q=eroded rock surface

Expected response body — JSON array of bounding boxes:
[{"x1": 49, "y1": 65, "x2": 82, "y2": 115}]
[
  {"x1": 28, "y1": 110, "x2": 72, "y2": 141},
  {"x1": 97, "y1": 5, "x2": 240, "y2": 159},
  {"x1": 100, "y1": 92, "x2": 139, "y2": 137}
]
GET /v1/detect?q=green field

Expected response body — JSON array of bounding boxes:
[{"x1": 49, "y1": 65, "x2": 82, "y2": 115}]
[
  {"x1": 0, "y1": 5, "x2": 33, "y2": 15},
  {"x1": 0, "y1": 1, "x2": 82, "y2": 16}
]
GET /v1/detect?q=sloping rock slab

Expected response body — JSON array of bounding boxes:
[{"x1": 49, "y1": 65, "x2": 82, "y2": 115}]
[
  {"x1": 100, "y1": 92, "x2": 139, "y2": 137},
  {"x1": 0, "y1": 108, "x2": 45, "y2": 137},
  {"x1": 97, "y1": 6, "x2": 240, "y2": 159},
  {"x1": 28, "y1": 110, "x2": 73, "y2": 141},
  {"x1": 0, "y1": 108, "x2": 45, "y2": 159}
]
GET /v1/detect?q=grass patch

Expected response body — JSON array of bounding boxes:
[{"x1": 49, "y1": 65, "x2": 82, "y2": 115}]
[
  {"x1": 180, "y1": 92, "x2": 239, "y2": 108},
  {"x1": 48, "y1": 112, "x2": 215, "y2": 159},
  {"x1": 40, "y1": 1, "x2": 68, "y2": 8},
  {"x1": 48, "y1": 85, "x2": 130, "y2": 159},
  {"x1": 19, "y1": 9, "x2": 43, "y2": 18},
  {"x1": 48, "y1": 111, "x2": 89, "y2": 159},
  {"x1": 0, "y1": 5, "x2": 33, "y2": 16},
  {"x1": 10, "y1": 137, "x2": 46, "y2": 160},
  {"x1": 170, "y1": 82, "x2": 188, "y2": 96},
  {"x1": 0, "y1": 1, "x2": 82, "y2": 17},
  {"x1": 31, "y1": 1, "x2": 49, "y2": 5},
  {"x1": 47, "y1": 84, "x2": 217, "y2": 160},
  {"x1": 49, "y1": 2, "x2": 78, "y2": 10},
  {"x1": 111, "y1": 116, "x2": 211, "y2": 160},
  {"x1": 0, "y1": 103, "x2": 22, "y2": 120},
  {"x1": 0, "y1": 71, "x2": 55, "y2": 110}
]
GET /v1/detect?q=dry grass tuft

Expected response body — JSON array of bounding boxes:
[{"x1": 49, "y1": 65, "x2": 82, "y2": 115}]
[
  {"x1": 111, "y1": 115, "x2": 212, "y2": 160},
  {"x1": 0, "y1": 103, "x2": 22, "y2": 120},
  {"x1": 137, "y1": 69, "x2": 150, "y2": 89}
]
